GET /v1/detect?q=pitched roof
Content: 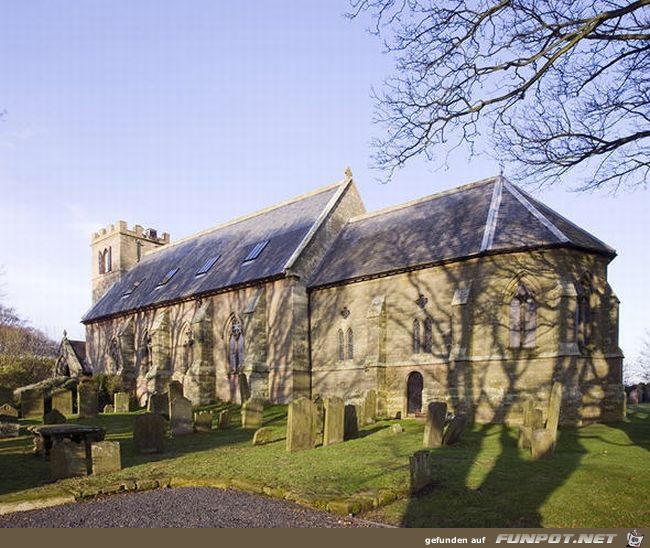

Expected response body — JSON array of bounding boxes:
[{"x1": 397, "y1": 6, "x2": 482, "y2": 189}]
[
  {"x1": 83, "y1": 182, "x2": 345, "y2": 322},
  {"x1": 310, "y1": 176, "x2": 615, "y2": 288}
]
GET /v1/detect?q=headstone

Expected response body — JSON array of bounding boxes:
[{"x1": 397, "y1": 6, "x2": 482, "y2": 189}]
[
  {"x1": 286, "y1": 397, "x2": 316, "y2": 452},
  {"x1": 0, "y1": 403, "x2": 18, "y2": 419},
  {"x1": 238, "y1": 373, "x2": 251, "y2": 403},
  {"x1": 364, "y1": 389, "x2": 377, "y2": 424},
  {"x1": 114, "y1": 392, "x2": 130, "y2": 413},
  {"x1": 168, "y1": 380, "x2": 184, "y2": 404},
  {"x1": 518, "y1": 406, "x2": 545, "y2": 449},
  {"x1": 170, "y1": 396, "x2": 193, "y2": 436},
  {"x1": 628, "y1": 387, "x2": 640, "y2": 405},
  {"x1": 423, "y1": 401, "x2": 447, "y2": 448},
  {"x1": 323, "y1": 396, "x2": 344, "y2": 446},
  {"x1": 252, "y1": 426, "x2": 276, "y2": 445},
  {"x1": 0, "y1": 420, "x2": 19, "y2": 438},
  {"x1": 20, "y1": 388, "x2": 43, "y2": 419},
  {"x1": 442, "y1": 414, "x2": 468, "y2": 445},
  {"x1": 218, "y1": 409, "x2": 231, "y2": 430},
  {"x1": 521, "y1": 397, "x2": 534, "y2": 426},
  {"x1": 43, "y1": 409, "x2": 67, "y2": 425},
  {"x1": 0, "y1": 386, "x2": 13, "y2": 406},
  {"x1": 391, "y1": 423, "x2": 404, "y2": 434},
  {"x1": 148, "y1": 392, "x2": 169, "y2": 417},
  {"x1": 409, "y1": 450, "x2": 434, "y2": 494},
  {"x1": 531, "y1": 429, "x2": 555, "y2": 459},
  {"x1": 133, "y1": 413, "x2": 166, "y2": 454},
  {"x1": 312, "y1": 395, "x2": 325, "y2": 445},
  {"x1": 51, "y1": 389, "x2": 73, "y2": 416},
  {"x1": 546, "y1": 382, "x2": 563, "y2": 441},
  {"x1": 241, "y1": 398, "x2": 264, "y2": 428},
  {"x1": 103, "y1": 404, "x2": 114, "y2": 414},
  {"x1": 354, "y1": 403, "x2": 365, "y2": 429},
  {"x1": 50, "y1": 438, "x2": 88, "y2": 480},
  {"x1": 194, "y1": 411, "x2": 213, "y2": 433},
  {"x1": 343, "y1": 404, "x2": 359, "y2": 440},
  {"x1": 78, "y1": 381, "x2": 99, "y2": 418},
  {"x1": 91, "y1": 441, "x2": 122, "y2": 475}
]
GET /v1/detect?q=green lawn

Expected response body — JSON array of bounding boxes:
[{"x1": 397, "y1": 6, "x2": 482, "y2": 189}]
[{"x1": 1, "y1": 402, "x2": 648, "y2": 527}]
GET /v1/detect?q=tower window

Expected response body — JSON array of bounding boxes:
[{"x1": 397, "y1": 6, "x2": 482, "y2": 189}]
[{"x1": 413, "y1": 319, "x2": 421, "y2": 353}]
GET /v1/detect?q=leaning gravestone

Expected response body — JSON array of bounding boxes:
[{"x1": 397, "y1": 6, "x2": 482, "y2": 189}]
[
  {"x1": 442, "y1": 414, "x2": 468, "y2": 445},
  {"x1": 148, "y1": 392, "x2": 169, "y2": 417},
  {"x1": 194, "y1": 411, "x2": 213, "y2": 433},
  {"x1": 168, "y1": 381, "x2": 184, "y2": 404},
  {"x1": 114, "y1": 392, "x2": 130, "y2": 413},
  {"x1": 91, "y1": 441, "x2": 122, "y2": 475},
  {"x1": 133, "y1": 413, "x2": 166, "y2": 454},
  {"x1": 50, "y1": 438, "x2": 88, "y2": 480},
  {"x1": 241, "y1": 398, "x2": 264, "y2": 428},
  {"x1": 103, "y1": 404, "x2": 114, "y2": 414},
  {"x1": 170, "y1": 396, "x2": 193, "y2": 436},
  {"x1": 51, "y1": 389, "x2": 73, "y2": 415},
  {"x1": 21, "y1": 388, "x2": 43, "y2": 419},
  {"x1": 43, "y1": 409, "x2": 67, "y2": 425},
  {"x1": 409, "y1": 450, "x2": 434, "y2": 494},
  {"x1": 323, "y1": 396, "x2": 344, "y2": 446},
  {"x1": 0, "y1": 419, "x2": 19, "y2": 439},
  {"x1": 253, "y1": 426, "x2": 276, "y2": 446},
  {"x1": 423, "y1": 401, "x2": 447, "y2": 448},
  {"x1": 218, "y1": 409, "x2": 231, "y2": 430},
  {"x1": 78, "y1": 382, "x2": 99, "y2": 418},
  {"x1": 364, "y1": 389, "x2": 377, "y2": 424},
  {"x1": 0, "y1": 403, "x2": 18, "y2": 419},
  {"x1": 286, "y1": 397, "x2": 316, "y2": 452},
  {"x1": 343, "y1": 404, "x2": 359, "y2": 440}
]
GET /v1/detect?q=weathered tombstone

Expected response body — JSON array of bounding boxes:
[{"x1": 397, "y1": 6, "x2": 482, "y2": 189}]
[
  {"x1": 442, "y1": 414, "x2": 468, "y2": 445},
  {"x1": 241, "y1": 398, "x2": 264, "y2": 428},
  {"x1": 0, "y1": 419, "x2": 19, "y2": 438},
  {"x1": 545, "y1": 382, "x2": 563, "y2": 442},
  {"x1": 114, "y1": 391, "x2": 130, "y2": 413},
  {"x1": 0, "y1": 386, "x2": 13, "y2": 406},
  {"x1": 51, "y1": 389, "x2": 73, "y2": 416},
  {"x1": 218, "y1": 409, "x2": 231, "y2": 430},
  {"x1": 194, "y1": 411, "x2": 213, "y2": 433},
  {"x1": 391, "y1": 423, "x2": 404, "y2": 434},
  {"x1": 170, "y1": 396, "x2": 193, "y2": 436},
  {"x1": 103, "y1": 404, "x2": 114, "y2": 414},
  {"x1": 286, "y1": 397, "x2": 316, "y2": 452},
  {"x1": 77, "y1": 381, "x2": 99, "y2": 418},
  {"x1": 423, "y1": 401, "x2": 447, "y2": 448},
  {"x1": 518, "y1": 408, "x2": 544, "y2": 449},
  {"x1": 238, "y1": 374, "x2": 251, "y2": 403},
  {"x1": 364, "y1": 389, "x2": 377, "y2": 424},
  {"x1": 343, "y1": 404, "x2": 359, "y2": 440},
  {"x1": 21, "y1": 388, "x2": 43, "y2": 419},
  {"x1": 0, "y1": 403, "x2": 18, "y2": 418},
  {"x1": 312, "y1": 395, "x2": 325, "y2": 446},
  {"x1": 43, "y1": 409, "x2": 67, "y2": 425},
  {"x1": 91, "y1": 441, "x2": 122, "y2": 475},
  {"x1": 133, "y1": 413, "x2": 166, "y2": 454},
  {"x1": 168, "y1": 380, "x2": 184, "y2": 404},
  {"x1": 253, "y1": 426, "x2": 276, "y2": 446},
  {"x1": 148, "y1": 392, "x2": 169, "y2": 417},
  {"x1": 409, "y1": 450, "x2": 434, "y2": 494},
  {"x1": 323, "y1": 396, "x2": 344, "y2": 446},
  {"x1": 531, "y1": 429, "x2": 555, "y2": 460},
  {"x1": 50, "y1": 438, "x2": 88, "y2": 480}
]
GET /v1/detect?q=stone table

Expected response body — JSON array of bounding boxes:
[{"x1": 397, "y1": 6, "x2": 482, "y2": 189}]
[{"x1": 28, "y1": 424, "x2": 106, "y2": 459}]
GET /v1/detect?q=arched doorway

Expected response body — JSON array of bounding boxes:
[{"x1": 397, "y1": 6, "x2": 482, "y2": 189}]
[{"x1": 407, "y1": 371, "x2": 423, "y2": 415}]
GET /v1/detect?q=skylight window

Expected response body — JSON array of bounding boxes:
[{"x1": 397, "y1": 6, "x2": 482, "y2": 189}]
[
  {"x1": 122, "y1": 279, "x2": 144, "y2": 298},
  {"x1": 242, "y1": 240, "x2": 269, "y2": 263},
  {"x1": 195, "y1": 255, "x2": 220, "y2": 277},
  {"x1": 156, "y1": 268, "x2": 179, "y2": 287}
]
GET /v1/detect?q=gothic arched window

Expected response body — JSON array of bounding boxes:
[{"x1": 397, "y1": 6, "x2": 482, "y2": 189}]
[
  {"x1": 413, "y1": 319, "x2": 421, "y2": 353},
  {"x1": 228, "y1": 318, "x2": 245, "y2": 373},
  {"x1": 181, "y1": 325, "x2": 194, "y2": 374},
  {"x1": 346, "y1": 328, "x2": 354, "y2": 360},
  {"x1": 509, "y1": 284, "x2": 537, "y2": 348},
  {"x1": 577, "y1": 278, "x2": 592, "y2": 349},
  {"x1": 423, "y1": 318, "x2": 433, "y2": 353},
  {"x1": 337, "y1": 329, "x2": 345, "y2": 361},
  {"x1": 98, "y1": 251, "x2": 105, "y2": 274}
]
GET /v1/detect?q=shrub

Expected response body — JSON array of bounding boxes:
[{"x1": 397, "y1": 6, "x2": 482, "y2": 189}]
[{"x1": 95, "y1": 373, "x2": 124, "y2": 409}]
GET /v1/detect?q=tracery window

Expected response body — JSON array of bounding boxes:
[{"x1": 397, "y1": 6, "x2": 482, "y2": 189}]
[
  {"x1": 413, "y1": 319, "x2": 421, "y2": 353},
  {"x1": 346, "y1": 328, "x2": 354, "y2": 360},
  {"x1": 337, "y1": 329, "x2": 345, "y2": 361},
  {"x1": 423, "y1": 318, "x2": 433, "y2": 353},
  {"x1": 509, "y1": 284, "x2": 537, "y2": 348},
  {"x1": 228, "y1": 318, "x2": 245, "y2": 373}
]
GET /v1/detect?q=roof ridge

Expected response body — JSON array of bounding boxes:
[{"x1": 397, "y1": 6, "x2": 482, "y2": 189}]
[
  {"x1": 346, "y1": 174, "x2": 501, "y2": 224},
  {"x1": 145, "y1": 180, "x2": 346, "y2": 255}
]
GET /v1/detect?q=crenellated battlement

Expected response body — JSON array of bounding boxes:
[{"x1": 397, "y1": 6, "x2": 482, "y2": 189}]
[{"x1": 92, "y1": 220, "x2": 170, "y2": 244}]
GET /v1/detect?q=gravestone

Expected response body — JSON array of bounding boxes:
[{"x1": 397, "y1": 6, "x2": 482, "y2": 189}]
[
  {"x1": 518, "y1": 408, "x2": 544, "y2": 449},
  {"x1": 78, "y1": 382, "x2": 99, "y2": 418},
  {"x1": 194, "y1": 412, "x2": 213, "y2": 433},
  {"x1": 391, "y1": 423, "x2": 404, "y2": 434},
  {"x1": 409, "y1": 450, "x2": 434, "y2": 494},
  {"x1": 423, "y1": 401, "x2": 447, "y2": 448},
  {"x1": 0, "y1": 403, "x2": 18, "y2": 419},
  {"x1": 286, "y1": 397, "x2": 316, "y2": 452},
  {"x1": 43, "y1": 409, "x2": 67, "y2": 425},
  {"x1": 323, "y1": 396, "x2": 344, "y2": 446},
  {"x1": 442, "y1": 414, "x2": 468, "y2": 445},
  {"x1": 50, "y1": 438, "x2": 88, "y2": 480},
  {"x1": 628, "y1": 387, "x2": 640, "y2": 405},
  {"x1": 241, "y1": 398, "x2": 264, "y2": 428},
  {"x1": 103, "y1": 404, "x2": 114, "y2": 414},
  {"x1": 21, "y1": 388, "x2": 43, "y2": 419},
  {"x1": 312, "y1": 395, "x2": 324, "y2": 446},
  {"x1": 170, "y1": 396, "x2": 193, "y2": 436},
  {"x1": 91, "y1": 441, "x2": 122, "y2": 475},
  {"x1": 0, "y1": 419, "x2": 19, "y2": 438},
  {"x1": 364, "y1": 389, "x2": 377, "y2": 424},
  {"x1": 114, "y1": 392, "x2": 130, "y2": 413},
  {"x1": 148, "y1": 392, "x2": 169, "y2": 417},
  {"x1": 133, "y1": 413, "x2": 166, "y2": 454},
  {"x1": 253, "y1": 426, "x2": 276, "y2": 446},
  {"x1": 218, "y1": 409, "x2": 231, "y2": 430},
  {"x1": 343, "y1": 404, "x2": 359, "y2": 440},
  {"x1": 168, "y1": 380, "x2": 184, "y2": 404},
  {"x1": 545, "y1": 382, "x2": 563, "y2": 442},
  {"x1": 51, "y1": 389, "x2": 73, "y2": 415},
  {"x1": 0, "y1": 386, "x2": 13, "y2": 406},
  {"x1": 531, "y1": 429, "x2": 555, "y2": 460}
]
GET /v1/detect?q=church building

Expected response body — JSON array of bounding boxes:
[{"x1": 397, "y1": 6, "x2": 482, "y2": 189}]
[{"x1": 81, "y1": 170, "x2": 625, "y2": 424}]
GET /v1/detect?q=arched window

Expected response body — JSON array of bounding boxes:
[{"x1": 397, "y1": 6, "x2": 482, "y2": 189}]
[
  {"x1": 228, "y1": 318, "x2": 245, "y2": 373},
  {"x1": 509, "y1": 284, "x2": 536, "y2": 348},
  {"x1": 413, "y1": 319, "x2": 421, "y2": 353},
  {"x1": 140, "y1": 331, "x2": 152, "y2": 371},
  {"x1": 181, "y1": 325, "x2": 193, "y2": 374},
  {"x1": 346, "y1": 328, "x2": 354, "y2": 360},
  {"x1": 337, "y1": 329, "x2": 345, "y2": 361},
  {"x1": 577, "y1": 278, "x2": 592, "y2": 349},
  {"x1": 423, "y1": 318, "x2": 433, "y2": 353},
  {"x1": 98, "y1": 251, "x2": 105, "y2": 274},
  {"x1": 105, "y1": 247, "x2": 112, "y2": 273}
]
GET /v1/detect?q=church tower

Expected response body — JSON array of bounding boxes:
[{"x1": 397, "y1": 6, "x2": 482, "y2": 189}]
[{"x1": 91, "y1": 221, "x2": 170, "y2": 303}]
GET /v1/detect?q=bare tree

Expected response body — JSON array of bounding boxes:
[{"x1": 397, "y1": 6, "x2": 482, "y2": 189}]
[{"x1": 348, "y1": 0, "x2": 650, "y2": 190}]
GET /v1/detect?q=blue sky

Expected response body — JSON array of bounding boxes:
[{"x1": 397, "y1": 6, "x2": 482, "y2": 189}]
[{"x1": 0, "y1": 1, "x2": 648, "y2": 361}]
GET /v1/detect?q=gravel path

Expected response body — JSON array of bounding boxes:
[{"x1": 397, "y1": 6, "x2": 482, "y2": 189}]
[{"x1": 0, "y1": 488, "x2": 384, "y2": 528}]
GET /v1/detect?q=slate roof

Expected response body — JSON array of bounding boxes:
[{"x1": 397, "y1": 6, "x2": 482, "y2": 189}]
[
  {"x1": 69, "y1": 340, "x2": 87, "y2": 366},
  {"x1": 83, "y1": 183, "x2": 343, "y2": 322},
  {"x1": 310, "y1": 176, "x2": 615, "y2": 288}
]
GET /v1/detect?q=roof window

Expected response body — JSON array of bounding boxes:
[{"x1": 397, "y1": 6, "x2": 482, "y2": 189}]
[
  {"x1": 122, "y1": 279, "x2": 144, "y2": 298},
  {"x1": 156, "y1": 268, "x2": 179, "y2": 287},
  {"x1": 242, "y1": 240, "x2": 269, "y2": 264},
  {"x1": 196, "y1": 255, "x2": 220, "y2": 277}
]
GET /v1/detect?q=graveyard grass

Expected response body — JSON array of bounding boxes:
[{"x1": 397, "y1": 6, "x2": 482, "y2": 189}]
[{"x1": 0, "y1": 403, "x2": 648, "y2": 527}]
